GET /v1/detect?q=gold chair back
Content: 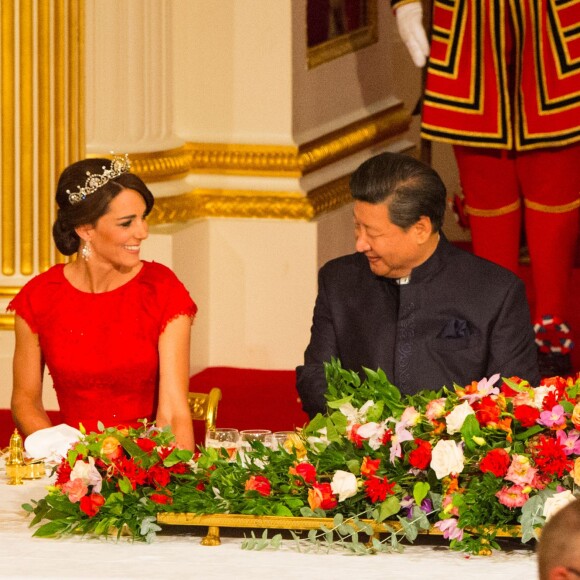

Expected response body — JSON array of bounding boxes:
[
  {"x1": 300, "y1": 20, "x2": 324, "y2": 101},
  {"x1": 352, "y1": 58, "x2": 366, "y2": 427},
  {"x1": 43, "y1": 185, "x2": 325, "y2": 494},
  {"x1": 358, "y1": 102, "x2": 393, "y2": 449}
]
[{"x1": 188, "y1": 388, "x2": 222, "y2": 431}]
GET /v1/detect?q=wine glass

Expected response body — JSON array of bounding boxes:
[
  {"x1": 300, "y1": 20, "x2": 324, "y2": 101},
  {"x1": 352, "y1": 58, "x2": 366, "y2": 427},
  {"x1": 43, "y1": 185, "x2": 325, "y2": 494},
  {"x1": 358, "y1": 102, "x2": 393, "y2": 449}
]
[
  {"x1": 271, "y1": 431, "x2": 297, "y2": 451},
  {"x1": 204, "y1": 427, "x2": 240, "y2": 460},
  {"x1": 239, "y1": 429, "x2": 272, "y2": 451}
]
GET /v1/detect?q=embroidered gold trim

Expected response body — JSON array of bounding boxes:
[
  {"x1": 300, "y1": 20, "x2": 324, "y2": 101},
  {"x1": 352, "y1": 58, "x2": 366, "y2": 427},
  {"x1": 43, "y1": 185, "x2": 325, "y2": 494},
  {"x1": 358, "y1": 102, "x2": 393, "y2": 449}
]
[
  {"x1": 524, "y1": 198, "x2": 580, "y2": 213},
  {"x1": 465, "y1": 200, "x2": 521, "y2": 217}
]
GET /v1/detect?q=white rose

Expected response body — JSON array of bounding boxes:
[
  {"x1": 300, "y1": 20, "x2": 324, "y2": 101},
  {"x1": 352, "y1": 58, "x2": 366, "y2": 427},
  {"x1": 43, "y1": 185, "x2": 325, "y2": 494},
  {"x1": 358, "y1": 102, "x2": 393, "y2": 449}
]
[
  {"x1": 446, "y1": 401, "x2": 475, "y2": 434},
  {"x1": 543, "y1": 490, "x2": 577, "y2": 521},
  {"x1": 330, "y1": 470, "x2": 358, "y2": 502},
  {"x1": 431, "y1": 440, "x2": 465, "y2": 479},
  {"x1": 70, "y1": 457, "x2": 102, "y2": 492}
]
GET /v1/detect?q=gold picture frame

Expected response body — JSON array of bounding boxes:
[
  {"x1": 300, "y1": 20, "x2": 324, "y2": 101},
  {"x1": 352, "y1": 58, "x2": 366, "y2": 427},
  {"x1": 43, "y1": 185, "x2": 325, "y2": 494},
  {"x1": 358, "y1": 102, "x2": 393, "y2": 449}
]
[{"x1": 307, "y1": 0, "x2": 378, "y2": 69}]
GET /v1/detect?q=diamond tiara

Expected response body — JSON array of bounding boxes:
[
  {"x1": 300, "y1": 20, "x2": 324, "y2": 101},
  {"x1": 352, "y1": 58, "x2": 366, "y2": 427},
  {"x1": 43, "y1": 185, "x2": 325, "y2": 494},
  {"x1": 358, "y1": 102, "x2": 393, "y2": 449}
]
[{"x1": 67, "y1": 153, "x2": 131, "y2": 205}]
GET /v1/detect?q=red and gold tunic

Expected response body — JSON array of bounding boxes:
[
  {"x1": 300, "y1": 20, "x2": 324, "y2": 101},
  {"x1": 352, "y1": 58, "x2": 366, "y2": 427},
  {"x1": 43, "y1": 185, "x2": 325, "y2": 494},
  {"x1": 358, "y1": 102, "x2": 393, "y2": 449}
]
[{"x1": 392, "y1": 0, "x2": 580, "y2": 150}]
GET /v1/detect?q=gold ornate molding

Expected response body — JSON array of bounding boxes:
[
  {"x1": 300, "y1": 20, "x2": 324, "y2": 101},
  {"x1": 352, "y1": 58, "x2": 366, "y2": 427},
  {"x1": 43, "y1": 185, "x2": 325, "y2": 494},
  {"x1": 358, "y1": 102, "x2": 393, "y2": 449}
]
[
  {"x1": 88, "y1": 147, "x2": 193, "y2": 183},
  {"x1": 148, "y1": 173, "x2": 355, "y2": 225},
  {"x1": 188, "y1": 103, "x2": 411, "y2": 177}
]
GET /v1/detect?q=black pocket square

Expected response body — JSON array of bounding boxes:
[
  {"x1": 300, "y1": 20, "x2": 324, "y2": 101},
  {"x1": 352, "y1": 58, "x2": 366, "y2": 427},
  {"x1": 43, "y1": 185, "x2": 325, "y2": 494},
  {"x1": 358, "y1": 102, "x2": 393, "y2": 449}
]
[{"x1": 439, "y1": 319, "x2": 470, "y2": 339}]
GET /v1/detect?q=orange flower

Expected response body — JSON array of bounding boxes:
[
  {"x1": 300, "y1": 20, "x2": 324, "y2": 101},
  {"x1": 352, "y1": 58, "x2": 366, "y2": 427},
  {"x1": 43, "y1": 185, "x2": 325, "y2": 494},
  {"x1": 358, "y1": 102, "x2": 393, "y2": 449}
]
[
  {"x1": 307, "y1": 482, "x2": 337, "y2": 510},
  {"x1": 101, "y1": 436, "x2": 122, "y2": 460},
  {"x1": 361, "y1": 457, "x2": 381, "y2": 478},
  {"x1": 244, "y1": 475, "x2": 271, "y2": 497}
]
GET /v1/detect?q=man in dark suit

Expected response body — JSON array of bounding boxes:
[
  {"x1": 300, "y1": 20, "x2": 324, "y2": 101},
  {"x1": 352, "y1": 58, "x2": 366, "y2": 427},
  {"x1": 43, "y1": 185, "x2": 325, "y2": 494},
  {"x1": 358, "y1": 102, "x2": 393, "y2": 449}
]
[{"x1": 296, "y1": 152, "x2": 541, "y2": 419}]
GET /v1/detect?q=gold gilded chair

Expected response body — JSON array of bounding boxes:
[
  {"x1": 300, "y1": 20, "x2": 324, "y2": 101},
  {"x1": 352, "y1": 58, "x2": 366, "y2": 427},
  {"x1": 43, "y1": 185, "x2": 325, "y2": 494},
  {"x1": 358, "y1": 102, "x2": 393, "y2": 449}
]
[{"x1": 188, "y1": 388, "x2": 222, "y2": 432}]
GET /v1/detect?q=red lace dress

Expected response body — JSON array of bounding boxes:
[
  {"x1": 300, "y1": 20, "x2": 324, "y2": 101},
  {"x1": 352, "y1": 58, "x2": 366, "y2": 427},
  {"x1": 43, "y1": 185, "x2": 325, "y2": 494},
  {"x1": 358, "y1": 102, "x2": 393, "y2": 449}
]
[{"x1": 8, "y1": 261, "x2": 197, "y2": 432}]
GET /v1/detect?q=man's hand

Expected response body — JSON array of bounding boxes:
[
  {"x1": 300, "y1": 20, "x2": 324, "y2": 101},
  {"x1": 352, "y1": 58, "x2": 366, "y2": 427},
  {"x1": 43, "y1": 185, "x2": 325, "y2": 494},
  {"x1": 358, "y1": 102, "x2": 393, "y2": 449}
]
[{"x1": 395, "y1": 2, "x2": 430, "y2": 68}]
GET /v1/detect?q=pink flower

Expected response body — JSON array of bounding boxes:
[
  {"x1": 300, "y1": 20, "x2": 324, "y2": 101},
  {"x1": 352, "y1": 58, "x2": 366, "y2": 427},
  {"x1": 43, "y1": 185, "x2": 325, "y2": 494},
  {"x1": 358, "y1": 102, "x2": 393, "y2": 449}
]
[
  {"x1": 495, "y1": 484, "x2": 530, "y2": 508},
  {"x1": 556, "y1": 430, "x2": 580, "y2": 456},
  {"x1": 389, "y1": 420, "x2": 413, "y2": 463},
  {"x1": 61, "y1": 478, "x2": 89, "y2": 503},
  {"x1": 434, "y1": 518, "x2": 464, "y2": 541},
  {"x1": 538, "y1": 405, "x2": 567, "y2": 430},
  {"x1": 425, "y1": 398, "x2": 446, "y2": 421},
  {"x1": 505, "y1": 454, "x2": 537, "y2": 486}
]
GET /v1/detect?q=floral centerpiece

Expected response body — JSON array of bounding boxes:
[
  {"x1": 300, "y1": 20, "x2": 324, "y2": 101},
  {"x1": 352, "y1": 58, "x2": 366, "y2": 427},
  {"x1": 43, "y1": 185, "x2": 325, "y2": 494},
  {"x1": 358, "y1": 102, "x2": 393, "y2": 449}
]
[
  {"x1": 24, "y1": 423, "x2": 194, "y2": 542},
  {"x1": 25, "y1": 359, "x2": 580, "y2": 555}
]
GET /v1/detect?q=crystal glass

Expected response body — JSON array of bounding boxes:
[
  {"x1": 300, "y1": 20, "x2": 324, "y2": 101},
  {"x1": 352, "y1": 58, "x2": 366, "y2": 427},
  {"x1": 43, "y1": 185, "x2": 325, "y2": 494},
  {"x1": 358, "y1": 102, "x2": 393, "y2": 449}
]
[
  {"x1": 204, "y1": 427, "x2": 240, "y2": 460},
  {"x1": 239, "y1": 429, "x2": 272, "y2": 450},
  {"x1": 270, "y1": 431, "x2": 297, "y2": 451}
]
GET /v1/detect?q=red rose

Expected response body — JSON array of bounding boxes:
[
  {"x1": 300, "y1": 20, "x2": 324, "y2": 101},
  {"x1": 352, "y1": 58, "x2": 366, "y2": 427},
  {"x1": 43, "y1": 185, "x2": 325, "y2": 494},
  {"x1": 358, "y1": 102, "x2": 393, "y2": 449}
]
[
  {"x1": 479, "y1": 448, "x2": 510, "y2": 477},
  {"x1": 169, "y1": 462, "x2": 188, "y2": 474},
  {"x1": 150, "y1": 493, "x2": 173, "y2": 505},
  {"x1": 136, "y1": 438, "x2": 157, "y2": 453},
  {"x1": 514, "y1": 405, "x2": 540, "y2": 428},
  {"x1": 363, "y1": 476, "x2": 395, "y2": 503},
  {"x1": 55, "y1": 459, "x2": 72, "y2": 485},
  {"x1": 361, "y1": 457, "x2": 381, "y2": 478},
  {"x1": 472, "y1": 396, "x2": 501, "y2": 426},
  {"x1": 289, "y1": 462, "x2": 317, "y2": 485},
  {"x1": 79, "y1": 493, "x2": 105, "y2": 517},
  {"x1": 147, "y1": 464, "x2": 171, "y2": 488},
  {"x1": 244, "y1": 475, "x2": 272, "y2": 497},
  {"x1": 308, "y1": 482, "x2": 338, "y2": 510},
  {"x1": 408, "y1": 438, "x2": 432, "y2": 470}
]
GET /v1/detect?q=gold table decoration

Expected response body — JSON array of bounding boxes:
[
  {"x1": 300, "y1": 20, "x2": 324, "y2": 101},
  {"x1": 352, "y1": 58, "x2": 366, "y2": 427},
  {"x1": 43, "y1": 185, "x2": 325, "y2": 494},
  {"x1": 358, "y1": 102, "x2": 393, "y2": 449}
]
[
  {"x1": 157, "y1": 512, "x2": 523, "y2": 550},
  {"x1": 4, "y1": 429, "x2": 47, "y2": 484}
]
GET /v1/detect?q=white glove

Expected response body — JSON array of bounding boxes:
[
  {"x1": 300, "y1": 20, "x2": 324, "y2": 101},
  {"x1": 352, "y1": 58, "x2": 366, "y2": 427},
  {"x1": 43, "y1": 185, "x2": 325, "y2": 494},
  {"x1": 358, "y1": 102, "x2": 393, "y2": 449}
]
[
  {"x1": 395, "y1": 2, "x2": 430, "y2": 68},
  {"x1": 24, "y1": 423, "x2": 83, "y2": 462}
]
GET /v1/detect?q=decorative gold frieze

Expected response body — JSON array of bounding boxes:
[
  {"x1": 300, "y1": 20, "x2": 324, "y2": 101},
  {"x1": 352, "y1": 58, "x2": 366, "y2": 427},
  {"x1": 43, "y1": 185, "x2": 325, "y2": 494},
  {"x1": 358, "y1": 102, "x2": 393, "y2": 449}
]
[
  {"x1": 126, "y1": 147, "x2": 192, "y2": 182},
  {"x1": 148, "y1": 174, "x2": 355, "y2": 225},
  {"x1": 188, "y1": 103, "x2": 411, "y2": 177}
]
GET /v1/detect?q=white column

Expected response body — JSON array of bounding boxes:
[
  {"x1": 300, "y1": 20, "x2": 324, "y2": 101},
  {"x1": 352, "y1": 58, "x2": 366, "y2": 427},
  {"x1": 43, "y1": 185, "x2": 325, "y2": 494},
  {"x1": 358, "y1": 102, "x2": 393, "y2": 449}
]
[{"x1": 84, "y1": 0, "x2": 182, "y2": 155}]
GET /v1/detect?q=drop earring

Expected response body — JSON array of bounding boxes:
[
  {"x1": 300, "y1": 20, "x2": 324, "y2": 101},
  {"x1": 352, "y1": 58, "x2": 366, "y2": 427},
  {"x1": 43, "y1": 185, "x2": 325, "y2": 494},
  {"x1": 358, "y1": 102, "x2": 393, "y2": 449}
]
[{"x1": 81, "y1": 241, "x2": 92, "y2": 261}]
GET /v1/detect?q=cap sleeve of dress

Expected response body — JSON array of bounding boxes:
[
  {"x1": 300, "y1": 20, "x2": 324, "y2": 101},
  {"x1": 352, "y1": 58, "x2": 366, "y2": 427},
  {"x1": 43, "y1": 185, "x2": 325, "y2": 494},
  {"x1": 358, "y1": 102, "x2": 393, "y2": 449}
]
[
  {"x1": 6, "y1": 286, "x2": 38, "y2": 333},
  {"x1": 142, "y1": 262, "x2": 198, "y2": 333},
  {"x1": 5, "y1": 267, "x2": 63, "y2": 334}
]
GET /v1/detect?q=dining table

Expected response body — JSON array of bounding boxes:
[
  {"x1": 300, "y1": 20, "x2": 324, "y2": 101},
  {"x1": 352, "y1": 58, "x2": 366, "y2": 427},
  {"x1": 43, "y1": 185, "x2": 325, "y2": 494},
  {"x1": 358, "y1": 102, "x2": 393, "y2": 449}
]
[{"x1": 1, "y1": 459, "x2": 539, "y2": 580}]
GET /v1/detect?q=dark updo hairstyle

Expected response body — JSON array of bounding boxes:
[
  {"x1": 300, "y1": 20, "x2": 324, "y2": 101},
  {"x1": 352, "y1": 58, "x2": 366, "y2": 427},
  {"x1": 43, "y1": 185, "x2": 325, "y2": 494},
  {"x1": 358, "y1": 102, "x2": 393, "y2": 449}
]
[{"x1": 52, "y1": 157, "x2": 155, "y2": 256}]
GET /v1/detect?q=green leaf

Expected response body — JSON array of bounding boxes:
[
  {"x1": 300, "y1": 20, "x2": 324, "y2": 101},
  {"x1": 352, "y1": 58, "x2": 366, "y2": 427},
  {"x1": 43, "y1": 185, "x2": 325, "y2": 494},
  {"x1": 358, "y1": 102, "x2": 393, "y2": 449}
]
[
  {"x1": 326, "y1": 395, "x2": 353, "y2": 409},
  {"x1": 378, "y1": 496, "x2": 400, "y2": 522},
  {"x1": 32, "y1": 520, "x2": 70, "y2": 538},
  {"x1": 413, "y1": 482, "x2": 430, "y2": 506},
  {"x1": 118, "y1": 476, "x2": 133, "y2": 494},
  {"x1": 460, "y1": 414, "x2": 482, "y2": 451},
  {"x1": 514, "y1": 425, "x2": 544, "y2": 441}
]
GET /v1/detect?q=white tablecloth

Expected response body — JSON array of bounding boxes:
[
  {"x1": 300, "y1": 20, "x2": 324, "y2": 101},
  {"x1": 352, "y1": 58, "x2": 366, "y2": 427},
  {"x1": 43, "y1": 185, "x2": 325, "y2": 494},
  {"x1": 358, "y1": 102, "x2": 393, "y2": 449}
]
[{"x1": 0, "y1": 467, "x2": 538, "y2": 580}]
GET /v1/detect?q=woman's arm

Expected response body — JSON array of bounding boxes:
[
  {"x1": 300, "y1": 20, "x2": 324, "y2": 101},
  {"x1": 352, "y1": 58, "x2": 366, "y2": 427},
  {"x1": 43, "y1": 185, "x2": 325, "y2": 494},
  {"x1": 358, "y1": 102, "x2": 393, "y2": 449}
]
[
  {"x1": 11, "y1": 315, "x2": 52, "y2": 436},
  {"x1": 156, "y1": 314, "x2": 195, "y2": 450}
]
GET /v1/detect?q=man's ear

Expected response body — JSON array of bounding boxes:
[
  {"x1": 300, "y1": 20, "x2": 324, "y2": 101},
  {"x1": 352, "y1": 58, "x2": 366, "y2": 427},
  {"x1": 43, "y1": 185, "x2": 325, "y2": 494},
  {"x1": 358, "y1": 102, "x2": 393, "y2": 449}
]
[{"x1": 413, "y1": 216, "x2": 434, "y2": 244}]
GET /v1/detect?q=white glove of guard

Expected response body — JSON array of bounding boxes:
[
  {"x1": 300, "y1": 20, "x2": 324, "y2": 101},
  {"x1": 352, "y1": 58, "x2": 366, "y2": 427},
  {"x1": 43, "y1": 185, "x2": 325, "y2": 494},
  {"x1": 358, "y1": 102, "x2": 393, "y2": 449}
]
[
  {"x1": 24, "y1": 423, "x2": 83, "y2": 462},
  {"x1": 395, "y1": 2, "x2": 430, "y2": 68}
]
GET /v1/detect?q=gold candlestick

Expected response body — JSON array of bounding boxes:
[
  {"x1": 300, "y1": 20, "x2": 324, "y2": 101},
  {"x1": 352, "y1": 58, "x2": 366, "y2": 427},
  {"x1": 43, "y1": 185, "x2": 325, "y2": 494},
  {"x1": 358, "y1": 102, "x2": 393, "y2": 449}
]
[{"x1": 6, "y1": 429, "x2": 25, "y2": 485}]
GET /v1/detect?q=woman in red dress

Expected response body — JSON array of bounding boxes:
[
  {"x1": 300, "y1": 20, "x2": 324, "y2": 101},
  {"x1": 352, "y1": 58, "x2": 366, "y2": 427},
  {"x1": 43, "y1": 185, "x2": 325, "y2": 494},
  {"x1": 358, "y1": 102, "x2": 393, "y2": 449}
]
[{"x1": 9, "y1": 155, "x2": 197, "y2": 450}]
